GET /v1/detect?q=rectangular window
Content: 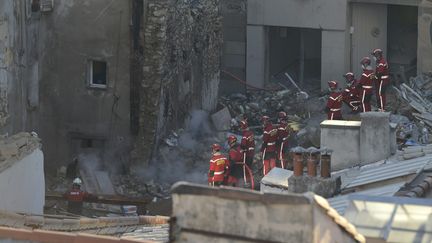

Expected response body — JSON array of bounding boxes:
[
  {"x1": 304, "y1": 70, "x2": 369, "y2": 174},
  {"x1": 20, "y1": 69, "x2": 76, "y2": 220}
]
[{"x1": 89, "y1": 60, "x2": 107, "y2": 88}]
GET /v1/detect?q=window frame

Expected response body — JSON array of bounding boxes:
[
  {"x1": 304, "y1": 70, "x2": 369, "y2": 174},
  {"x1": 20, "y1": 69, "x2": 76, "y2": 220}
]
[{"x1": 87, "y1": 59, "x2": 108, "y2": 89}]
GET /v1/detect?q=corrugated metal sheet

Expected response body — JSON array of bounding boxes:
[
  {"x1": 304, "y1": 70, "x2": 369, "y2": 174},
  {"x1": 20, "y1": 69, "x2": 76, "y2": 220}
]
[
  {"x1": 345, "y1": 155, "x2": 432, "y2": 189},
  {"x1": 328, "y1": 182, "x2": 405, "y2": 215}
]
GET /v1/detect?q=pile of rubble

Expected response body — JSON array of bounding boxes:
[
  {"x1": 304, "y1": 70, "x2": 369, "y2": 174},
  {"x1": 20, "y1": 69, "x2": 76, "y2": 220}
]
[{"x1": 392, "y1": 73, "x2": 432, "y2": 146}]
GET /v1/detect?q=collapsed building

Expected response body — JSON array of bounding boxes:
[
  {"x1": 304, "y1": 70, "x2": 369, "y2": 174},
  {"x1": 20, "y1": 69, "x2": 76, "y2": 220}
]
[{"x1": 0, "y1": 0, "x2": 222, "y2": 171}]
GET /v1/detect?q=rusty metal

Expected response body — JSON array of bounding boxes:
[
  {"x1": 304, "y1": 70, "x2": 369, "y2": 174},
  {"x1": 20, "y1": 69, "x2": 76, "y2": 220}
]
[
  {"x1": 320, "y1": 154, "x2": 331, "y2": 178},
  {"x1": 293, "y1": 153, "x2": 304, "y2": 177},
  {"x1": 307, "y1": 154, "x2": 317, "y2": 177}
]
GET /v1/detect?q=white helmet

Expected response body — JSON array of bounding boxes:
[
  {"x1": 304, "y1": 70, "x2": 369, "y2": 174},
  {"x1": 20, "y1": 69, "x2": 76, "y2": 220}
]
[{"x1": 73, "y1": 177, "x2": 82, "y2": 186}]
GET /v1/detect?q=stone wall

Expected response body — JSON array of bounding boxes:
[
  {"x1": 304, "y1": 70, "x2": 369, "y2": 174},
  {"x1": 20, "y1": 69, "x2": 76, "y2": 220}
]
[
  {"x1": 0, "y1": 0, "x2": 40, "y2": 135},
  {"x1": 135, "y1": 0, "x2": 222, "y2": 165}
]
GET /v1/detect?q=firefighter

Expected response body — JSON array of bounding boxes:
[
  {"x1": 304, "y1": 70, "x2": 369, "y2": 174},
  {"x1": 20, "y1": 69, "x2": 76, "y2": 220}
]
[
  {"x1": 371, "y1": 48, "x2": 390, "y2": 112},
  {"x1": 325, "y1": 81, "x2": 343, "y2": 120},
  {"x1": 208, "y1": 143, "x2": 228, "y2": 187},
  {"x1": 359, "y1": 57, "x2": 374, "y2": 112},
  {"x1": 239, "y1": 120, "x2": 255, "y2": 185},
  {"x1": 342, "y1": 72, "x2": 361, "y2": 113},
  {"x1": 63, "y1": 178, "x2": 94, "y2": 215},
  {"x1": 261, "y1": 115, "x2": 278, "y2": 175},
  {"x1": 227, "y1": 135, "x2": 244, "y2": 187},
  {"x1": 276, "y1": 111, "x2": 290, "y2": 169}
]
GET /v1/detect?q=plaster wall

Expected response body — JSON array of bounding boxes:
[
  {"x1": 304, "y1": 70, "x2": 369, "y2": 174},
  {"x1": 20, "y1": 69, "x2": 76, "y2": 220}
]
[
  {"x1": 247, "y1": 0, "x2": 347, "y2": 30},
  {"x1": 360, "y1": 112, "x2": 391, "y2": 164},
  {"x1": 38, "y1": 0, "x2": 132, "y2": 169},
  {"x1": 418, "y1": 0, "x2": 432, "y2": 74},
  {"x1": 320, "y1": 121, "x2": 361, "y2": 171},
  {"x1": 0, "y1": 149, "x2": 44, "y2": 214}
]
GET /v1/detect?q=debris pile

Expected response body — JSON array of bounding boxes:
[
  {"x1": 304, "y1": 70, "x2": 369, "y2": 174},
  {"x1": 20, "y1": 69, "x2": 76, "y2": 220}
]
[{"x1": 393, "y1": 73, "x2": 432, "y2": 145}]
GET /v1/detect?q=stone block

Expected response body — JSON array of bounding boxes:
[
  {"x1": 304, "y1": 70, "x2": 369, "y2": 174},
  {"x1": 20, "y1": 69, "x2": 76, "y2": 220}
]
[{"x1": 0, "y1": 143, "x2": 18, "y2": 160}]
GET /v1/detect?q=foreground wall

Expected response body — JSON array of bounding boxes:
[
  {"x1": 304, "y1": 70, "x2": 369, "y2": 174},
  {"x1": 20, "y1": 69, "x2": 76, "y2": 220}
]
[
  {"x1": 134, "y1": 0, "x2": 222, "y2": 165},
  {"x1": 170, "y1": 183, "x2": 361, "y2": 243},
  {"x1": 0, "y1": 133, "x2": 44, "y2": 214}
]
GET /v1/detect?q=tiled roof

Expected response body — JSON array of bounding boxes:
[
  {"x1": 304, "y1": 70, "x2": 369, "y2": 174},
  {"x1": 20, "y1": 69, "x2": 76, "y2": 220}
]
[{"x1": 0, "y1": 211, "x2": 169, "y2": 242}]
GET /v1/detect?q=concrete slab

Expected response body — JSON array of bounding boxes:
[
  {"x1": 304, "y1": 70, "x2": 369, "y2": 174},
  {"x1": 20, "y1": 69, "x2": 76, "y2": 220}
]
[
  {"x1": 211, "y1": 107, "x2": 231, "y2": 131},
  {"x1": 95, "y1": 171, "x2": 116, "y2": 195}
]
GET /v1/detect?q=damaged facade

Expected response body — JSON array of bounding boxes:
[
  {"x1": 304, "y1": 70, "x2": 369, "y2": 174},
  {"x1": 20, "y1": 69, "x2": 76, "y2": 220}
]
[
  {"x1": 246, "y1": 0, "x2": 431, "y2": 90},
  {"x1": 0, "y1": 0, "x2": 222, "y2": 170}
]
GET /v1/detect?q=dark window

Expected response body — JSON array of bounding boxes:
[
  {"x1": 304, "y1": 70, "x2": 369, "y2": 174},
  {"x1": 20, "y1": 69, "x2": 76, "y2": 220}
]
[
  {"x1": 90, "y1": 60, "x2": 107, "y2": 87},
  {"x1": 31, "y1": 0, "x2": 40, "y2": 12}
]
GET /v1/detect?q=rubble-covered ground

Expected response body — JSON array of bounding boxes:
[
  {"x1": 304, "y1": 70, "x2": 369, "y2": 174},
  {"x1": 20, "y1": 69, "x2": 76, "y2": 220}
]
[{"x1": 45, "y1": 73, "x2": 432, "y2": 216}]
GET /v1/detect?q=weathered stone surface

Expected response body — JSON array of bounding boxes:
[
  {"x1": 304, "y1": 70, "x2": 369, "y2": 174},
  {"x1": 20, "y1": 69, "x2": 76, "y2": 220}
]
[{"x1": 135, "y1": 0, "x2": 222, "y2": 165}]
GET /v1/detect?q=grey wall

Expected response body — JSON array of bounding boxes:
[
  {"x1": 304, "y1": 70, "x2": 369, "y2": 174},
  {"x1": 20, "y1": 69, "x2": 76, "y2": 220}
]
[
  {"x1": 0, "y1": 0, "x2": 40, "y2": 135},
  {"x1": 247, "y1": 0, "x2": 347, "y2": 30},
  {"x1": 351, "y1": 3, "x2": 388, "y2": 76},
  {"x1": 38, "y1": 0, "x2": 132, "y2": 170},
  {"x1": 418, "y1": 0, "x2": 432, "y2": 74},
  {"x1": 220, "y1": 0, "x2": 247, "y2": 95}
]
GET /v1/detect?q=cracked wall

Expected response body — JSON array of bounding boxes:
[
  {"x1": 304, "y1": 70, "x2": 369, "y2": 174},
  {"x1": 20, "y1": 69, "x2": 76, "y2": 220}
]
[{"x1": 134, "y1": 0, "x2": 222, "y2": 165}]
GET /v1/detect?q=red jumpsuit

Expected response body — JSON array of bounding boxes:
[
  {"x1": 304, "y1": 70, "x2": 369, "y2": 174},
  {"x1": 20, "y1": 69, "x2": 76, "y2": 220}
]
[
  {"x1": 359, "y1": 69, "x2": 374, "y2": 112},
  {"x1": 342, "y1": 81, "x2": 361, "y2": 112},
  {"x1": 261, "y1": 123, "x2": 278, "y2": 175},
  {"x1": 375, "y1": 58, "x2": 390, "y2": 111},
  {"x1": 277, "y1": 121, "x2": 290, "y2": 168},
  {"x1": 208, "y1": 152, "x2": 228, "y2": 186},
  {"x1": 227, "y1": 146, "x2": 244, "y2": 186},
  {"x1": 240, "y1": 129, "x2": 255, "y2": 167},
  {"x1": 327, "y1": 91, "x2": 343, "y2": 120},
  {"x1": 64, "y1": 189, "x2": 91, "y2": 215}
]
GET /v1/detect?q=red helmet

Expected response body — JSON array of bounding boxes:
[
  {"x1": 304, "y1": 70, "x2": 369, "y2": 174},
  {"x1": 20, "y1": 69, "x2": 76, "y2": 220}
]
[
  {"x1": 328, "y1": 80, "x2": 338, "y2": 89},
  {"x1": 262, "y1": 115, "x2": 270, "y2": 124},
  {"x1": 227, "y1": 135, "x2": 237, "y2": 146},
  {"x1": 371, "y1": 48, "x2": 383, "y2": 57},
  {"x1": 211, "y1": 143, "x2": 221, "y2": 151},
  {"x1": 239, "y1": 120, "x2": 248, "y2": 130},
  {"x1": 360, "y1": 57, "x2": 371, "y2": 66},
  {"x1": 278, "y1": 111, "x2": 287, "y2": 120}
]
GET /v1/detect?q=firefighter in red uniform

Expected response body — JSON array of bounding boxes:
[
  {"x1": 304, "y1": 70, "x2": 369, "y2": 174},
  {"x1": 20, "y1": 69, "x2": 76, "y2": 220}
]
[
  {"x1": 325, "y1": 81, "x2": 343, "y2": 120},
  {"x1": 342, "y1": 72, "x2": 361, "y2": 113},
  {"x1": 372, "y1": 48, "x2": 390, "y2": 111},
  {"x1": 227, "y1": 135, "x2": 244, "y2": 187},
  {"x1": 63, "y1": 178, "x2": 94, "y2": 215},
  {"x1": 208, "y1": 143, "x2": 228, "y2": 187},
  {"x1": 261, "y1": 116, "x2": 278, "y2": 175},
  {"x1": 276, "y1": 111, "x2": 290, "y2": 169},
  {"x1": 358, "y1": 57, "x2": 374, "y2": 112},
  {"x1": 239, "y1": 120, "x2": 255, "y2": 184}
]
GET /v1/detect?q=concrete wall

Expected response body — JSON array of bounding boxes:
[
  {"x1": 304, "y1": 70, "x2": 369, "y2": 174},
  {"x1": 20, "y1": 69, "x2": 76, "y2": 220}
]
[
  {"x1": 170, "y1": 183, "x2": 359, "y2": 243},
  {"x1": 418, "y1": 0, "x2": 432, "y2": 74},
  {"x1": 360, "y1": 112, "x2": 391, "y2": 164},
  {"x1": 320, "y1": 112, "x2": 394, "y2": 171},
  {"x1": 246, "y1": 25, "x2": 267, "y2": 89},
  {"x1": 220, "y1": 0, "x2": 247, "y2": 95},
  {"x1": 37, "y1": 0, "x2": 132, "y2": 170},
  {"x1": 321, "y1": 121, "x2": 361, "y2": 171},
  {"x1": 0, "y1": 148, "x2": 44, "y2": 214}
]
